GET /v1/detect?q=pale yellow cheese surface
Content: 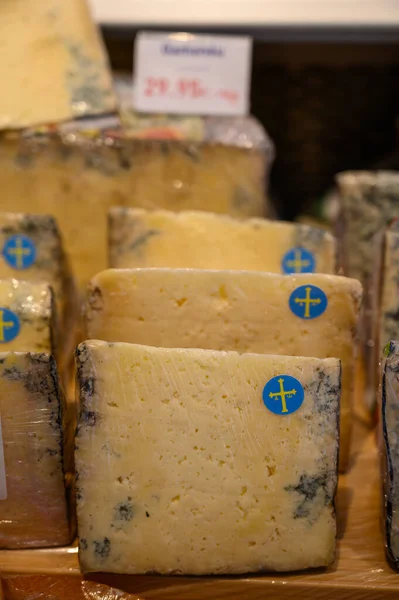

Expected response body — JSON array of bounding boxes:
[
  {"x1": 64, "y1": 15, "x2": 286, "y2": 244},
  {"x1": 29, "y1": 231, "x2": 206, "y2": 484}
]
[
  {"x1": 0, "y1": 352, "x2": 71, "y2": 548},
  {"x1": 0, "y1": 0, "x2": 115, "y2": 129},
  {"x1": 87, "y1": 269, "x2": 362, "y2": 470},
  {"x1": 108, "y1": 208, "x2": 336, "y2": 273},
  {"x1": 75, "y1": 341, "x2": 340, "y2": 574}
]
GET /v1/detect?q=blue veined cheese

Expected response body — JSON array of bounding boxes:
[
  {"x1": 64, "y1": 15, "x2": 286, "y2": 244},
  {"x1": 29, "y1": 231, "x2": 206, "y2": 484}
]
[
  {"x1": 0, "y1": 0, "x2": 116, "y2": 129},
  {"x1": 86, "y1": 269, "x2": 362, "y2": 471},
  {"x1": 0, "y1": 352, "x2": 73, "y2": 548},
  {"x1": 336, "y1": 171, "x2": 399, "y2": 285},
  {"x1": 108, "y1": 208, "x2": 336, "y2": 274},
  {"x1": 380, "y1": 341, "x2": 399, "y2": 568},
  {"x1": 0, "y1": 212, "x2": 78, "y2": 364},
  {"x1": 75, "y1": 340, "x2": 340, "y2": 574}
]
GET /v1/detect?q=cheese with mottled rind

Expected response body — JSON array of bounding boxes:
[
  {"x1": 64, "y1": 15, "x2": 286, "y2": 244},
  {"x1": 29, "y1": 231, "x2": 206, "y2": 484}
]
[
  {"x1": 86, "y1": 269, "x2": 361, "y2": 471},
  {"x1": 108, "y1": 208, "x2": 336, "y2": 273},
  {"x1": 0, "y1": 352, "x2": 73, "y2": 548},
  {"x1": 75, "y1": 340, "x2": 340, "y2": 574}
]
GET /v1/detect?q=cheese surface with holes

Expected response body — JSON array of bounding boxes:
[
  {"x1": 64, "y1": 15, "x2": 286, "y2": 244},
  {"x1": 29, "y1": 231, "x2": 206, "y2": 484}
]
[
  {"x1": 0, "y1": 0, "x2": 115, "y2": 129},
  {"x1": 108, "y1": 209, "x2": 336, "y2": 273},
  {"x1": 87, "y1": 269, "x2": 361, "y2": 471},
  {"x1": 0, "y1": 352, "x2": 73, "y2": 548},
  {"x1": 75, "y1": 341, "x2": 340, "y2": 574},
  {"x1": 0, "y1": 280, "x2": 57, "y2": 356}
]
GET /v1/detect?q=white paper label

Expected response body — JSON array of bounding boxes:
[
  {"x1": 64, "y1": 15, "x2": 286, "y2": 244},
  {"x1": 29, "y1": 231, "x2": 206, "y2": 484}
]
[
  {"x1": 133, "y1": 32, "x2": 252, "y2": 116},
  {"x1": 0, "y1": 418, "x2": 7, "y2": 500}
]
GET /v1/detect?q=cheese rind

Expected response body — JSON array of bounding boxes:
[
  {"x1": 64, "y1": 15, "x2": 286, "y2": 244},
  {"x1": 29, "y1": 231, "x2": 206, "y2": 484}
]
[
  {"x1": 381, "y1": 341, "x2": 399, "y2": 567},
  {"x1": 75, "y1": 340, "x2": 340, "y2": 574},
  {"x1": 0, "y1": 0, "x2": 115, "y2": 129},
  {"x1": 86, "y1": 269, "x2": 362, "y2": 471},
  {"x1": 0, "y1": 352, "x2": 72, "y2": 548},
  {"x1": 108, "y1": 208, "x2": 336, "y2": 273}
]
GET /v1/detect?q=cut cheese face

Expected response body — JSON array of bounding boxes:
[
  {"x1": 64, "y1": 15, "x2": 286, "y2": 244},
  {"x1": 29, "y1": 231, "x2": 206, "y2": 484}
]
[
  {"x1": 75, "y1": 340, "x2": 340, "y2": 574},
  {"x1": 0, "y1": 352, "x2": 72, "y2": 548},
  {"x1": 87, "y1": 269, "x2": 362, "y2": 471},
  {"x1": 0, "y1": 0, "x2": 115, "y2": 129},
  {"x1": 0, "y1": 132, "x2": 268, "y2": 290},
  {"x1": 108, "y1": 208, "x2": 336, "y2": 273},
  {"x1": 381, "y1": 341, "x2": 399, "y2": 568},
  {"x1": 0, "y1": 279, "x2": 57, "y2": 357}
]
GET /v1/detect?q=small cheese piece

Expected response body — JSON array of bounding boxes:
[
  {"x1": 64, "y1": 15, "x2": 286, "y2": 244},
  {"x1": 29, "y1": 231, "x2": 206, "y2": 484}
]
[
  {"x1": 0, "y1": 280, "x2": 57, "y2": 356},
  {"x1": 108, "y1": 208, "x2": 336, "y2": 273},
  {"x1": 336, "y1": 171, "x2": 399, "y2": 285},
  {"x1": 0, "y1": 212, "x2": 78, "y2": 360},
  {"x1": 380, "y1": 341, "x2": 399, "y2": 567},
  {"x1": 0, "y1": 0, "x2": 116, "y2": 129},
  {"x1": 86, "y1": 269, "x2": 362, "y2": 471},
  {"x1": 75, "y1": 340, "x2": 340, "y2": 574},
  {"x1": 0, "y1": 352, "x2": 73, "y2": 548}
]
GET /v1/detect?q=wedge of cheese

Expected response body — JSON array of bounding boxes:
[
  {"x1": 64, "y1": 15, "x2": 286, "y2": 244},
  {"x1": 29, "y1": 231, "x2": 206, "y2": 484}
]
[
  {"x1": 0, "y1": 280, "x2": 57, "y2": 358},
  {"x1": 0, "y1": 213, "x2": 78, "y2": 361},
  {"x1": 0, "y1": 352, "x2": 73, "y2": 548},
  {"x1": 0, "y1": 116, "x2": 272, "y2": 290},
  {"x1": 108, "y1": 208, "x2": 336, "y2": 273},
  {"x1": 87, "y1": 269, "x2": 361, "y2": 471},
  {"x1": 75, "y1": 340, "x2": 340, "y2": 574},
  {"x1": 0, "y1": 0, "x2": 115, "y2": 129},
  {"x1": 381, "y1": 341, "x2": 399, "y2": 568}
]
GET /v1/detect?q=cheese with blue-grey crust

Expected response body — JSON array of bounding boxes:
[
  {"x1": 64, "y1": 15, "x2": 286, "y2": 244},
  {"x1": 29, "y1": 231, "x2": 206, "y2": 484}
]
[
  {"x1": 108, "y1": 209, "x2": 336, "y2": 274},
  {"x1": 86, "y1": 269, "x2": 362, "y2": 471},
  {"x1": 75, "y1": 340, "x2": 340, "y2": 574}
]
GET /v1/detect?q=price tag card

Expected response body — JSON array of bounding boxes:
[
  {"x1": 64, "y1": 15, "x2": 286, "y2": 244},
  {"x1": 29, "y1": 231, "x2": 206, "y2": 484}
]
[{"x1": 133, "y1": 32, "x2": 252, "y2": 116}]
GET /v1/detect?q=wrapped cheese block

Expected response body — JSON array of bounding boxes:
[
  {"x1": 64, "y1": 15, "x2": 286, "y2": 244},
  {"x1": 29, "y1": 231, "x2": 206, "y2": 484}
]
[
  {"x1": 0, "y1": 116, "x2": 273, "y2": 290},
  {"x1": 0, "y1": 0, "x2": 116, "y2": 129},
  {"x1": 0, "y1": 213, "x2": 77, "y2": 365},
  {"x1": 381, "y1": 341, "x2": 399, "y2": 568},
  {"x1": 3, "y1": 577, "x2": 142, "y2": 600},
  {"x1": 75, "y1": 340, "x2": 340, "y2": 574},
  {"x1": 336, "y1": 171, "x2": 399, "y2": 286},
  {"x1": 108, "y1": 208, "x2": 336, "y2": 273},
  {"x1": 0, "y1": 352, "x2": 73, "y2": 548},
  {"x1": 86, "y1": 269, "x2": 362, "y2": 471}
]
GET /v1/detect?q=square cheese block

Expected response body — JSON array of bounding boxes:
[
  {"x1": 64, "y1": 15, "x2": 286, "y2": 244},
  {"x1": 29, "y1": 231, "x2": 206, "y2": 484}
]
[
  {"x1": 0, "y1": 0, "x2": 116, "y2": 129},
  {"x1": 0, "y1": 116, "x2": 272, "y2": 290},
  {"x1": 0, "y1": 212, "x2": 78, "y2": 361},
  {"x1": 108, "y1": 208, "x2": 336, "y2": 274},
  {"x1": 380, "y1": 341, "x2": 399, "y2": 568},
  {"x1": 0, "y1": 352, "x2": 73, "y2": 548},
  {"x1": 0, "y1": 279, "x2": 58, "y2": 357},
  {"x1": 75, "y1": 340, "x2": 340, "y2": 574},
  {"x1": 86, "y1": 269, "x2": 362, "y2": 471},
  {"x1": 336, "y1": 171, "x2": 399, "y2": 286}
]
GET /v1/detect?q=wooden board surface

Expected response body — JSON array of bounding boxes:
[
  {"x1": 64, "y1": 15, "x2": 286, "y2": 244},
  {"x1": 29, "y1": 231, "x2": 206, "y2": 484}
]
[{"x1": 1, "y1": 376, "x2": 399, "y2": 598}]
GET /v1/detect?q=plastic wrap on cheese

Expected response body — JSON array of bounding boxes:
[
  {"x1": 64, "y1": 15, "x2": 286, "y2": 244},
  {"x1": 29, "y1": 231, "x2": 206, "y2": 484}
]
[
  {"x1": 3, "y1": 577, "x2": 142, "y2": 600},
  {"x1": 0, "y1": 0, "x2": 116, "y2": 129},
  {"x1": 0, "y1": 352, "x2": 74, "y2": 548},
  {"x1": 0, "y1": 115, "x2": 273, "y2": 291}
]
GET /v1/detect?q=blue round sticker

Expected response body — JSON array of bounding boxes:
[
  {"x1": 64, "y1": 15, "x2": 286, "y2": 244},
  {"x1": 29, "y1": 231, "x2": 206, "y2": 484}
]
[
  {"x1": 0, "y1": 308, "x2": 20, "y2": 343},
  {"x1": 289, "y1": 285, "x2": 328, "y2": 320},
  {"x1": 263, "y1": 375, "x2": 304, "y2": 415},
  {"x1": 282, "y1": 247, "x2": 315, "y2": 274},
  {"x1": 2, "y1": 235, "x2": 36, "y2": 270}
]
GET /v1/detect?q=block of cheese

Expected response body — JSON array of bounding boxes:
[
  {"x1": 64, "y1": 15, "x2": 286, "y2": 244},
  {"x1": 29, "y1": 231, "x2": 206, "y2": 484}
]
[
  {"x1": 336, "y1": 171, "x2": 399, "y2": 286},
  {"x1": 75, "y1": 340, "x2": 340, "y2": 574},
  {"x1": 380, "y1": 341, "x2": 399, "y2": 568},
  {"x1": 0, "y1": 352, "x2": 73, "y2": 548},
  {"x1": 3, "y1": 577, "x2": 142, "y2": 600},
  {"x1": 0, "y1": 117, "x2": 272, "y2": 289},
  {"x1": 0, "y1": 212, "x2": 78, "y2": 360},
  {"x1": 0, "y1": 280, "x2": 58, "y2": 358},
  {"x1": 87, "y1": 269, "x2": 361, "y2": 471},
  {"x1": 0, "y1": 0, "x2": 116, "y2": 129},
  {"x1": 108, "y1": 208, "x2": 336, "y2": 273}
]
